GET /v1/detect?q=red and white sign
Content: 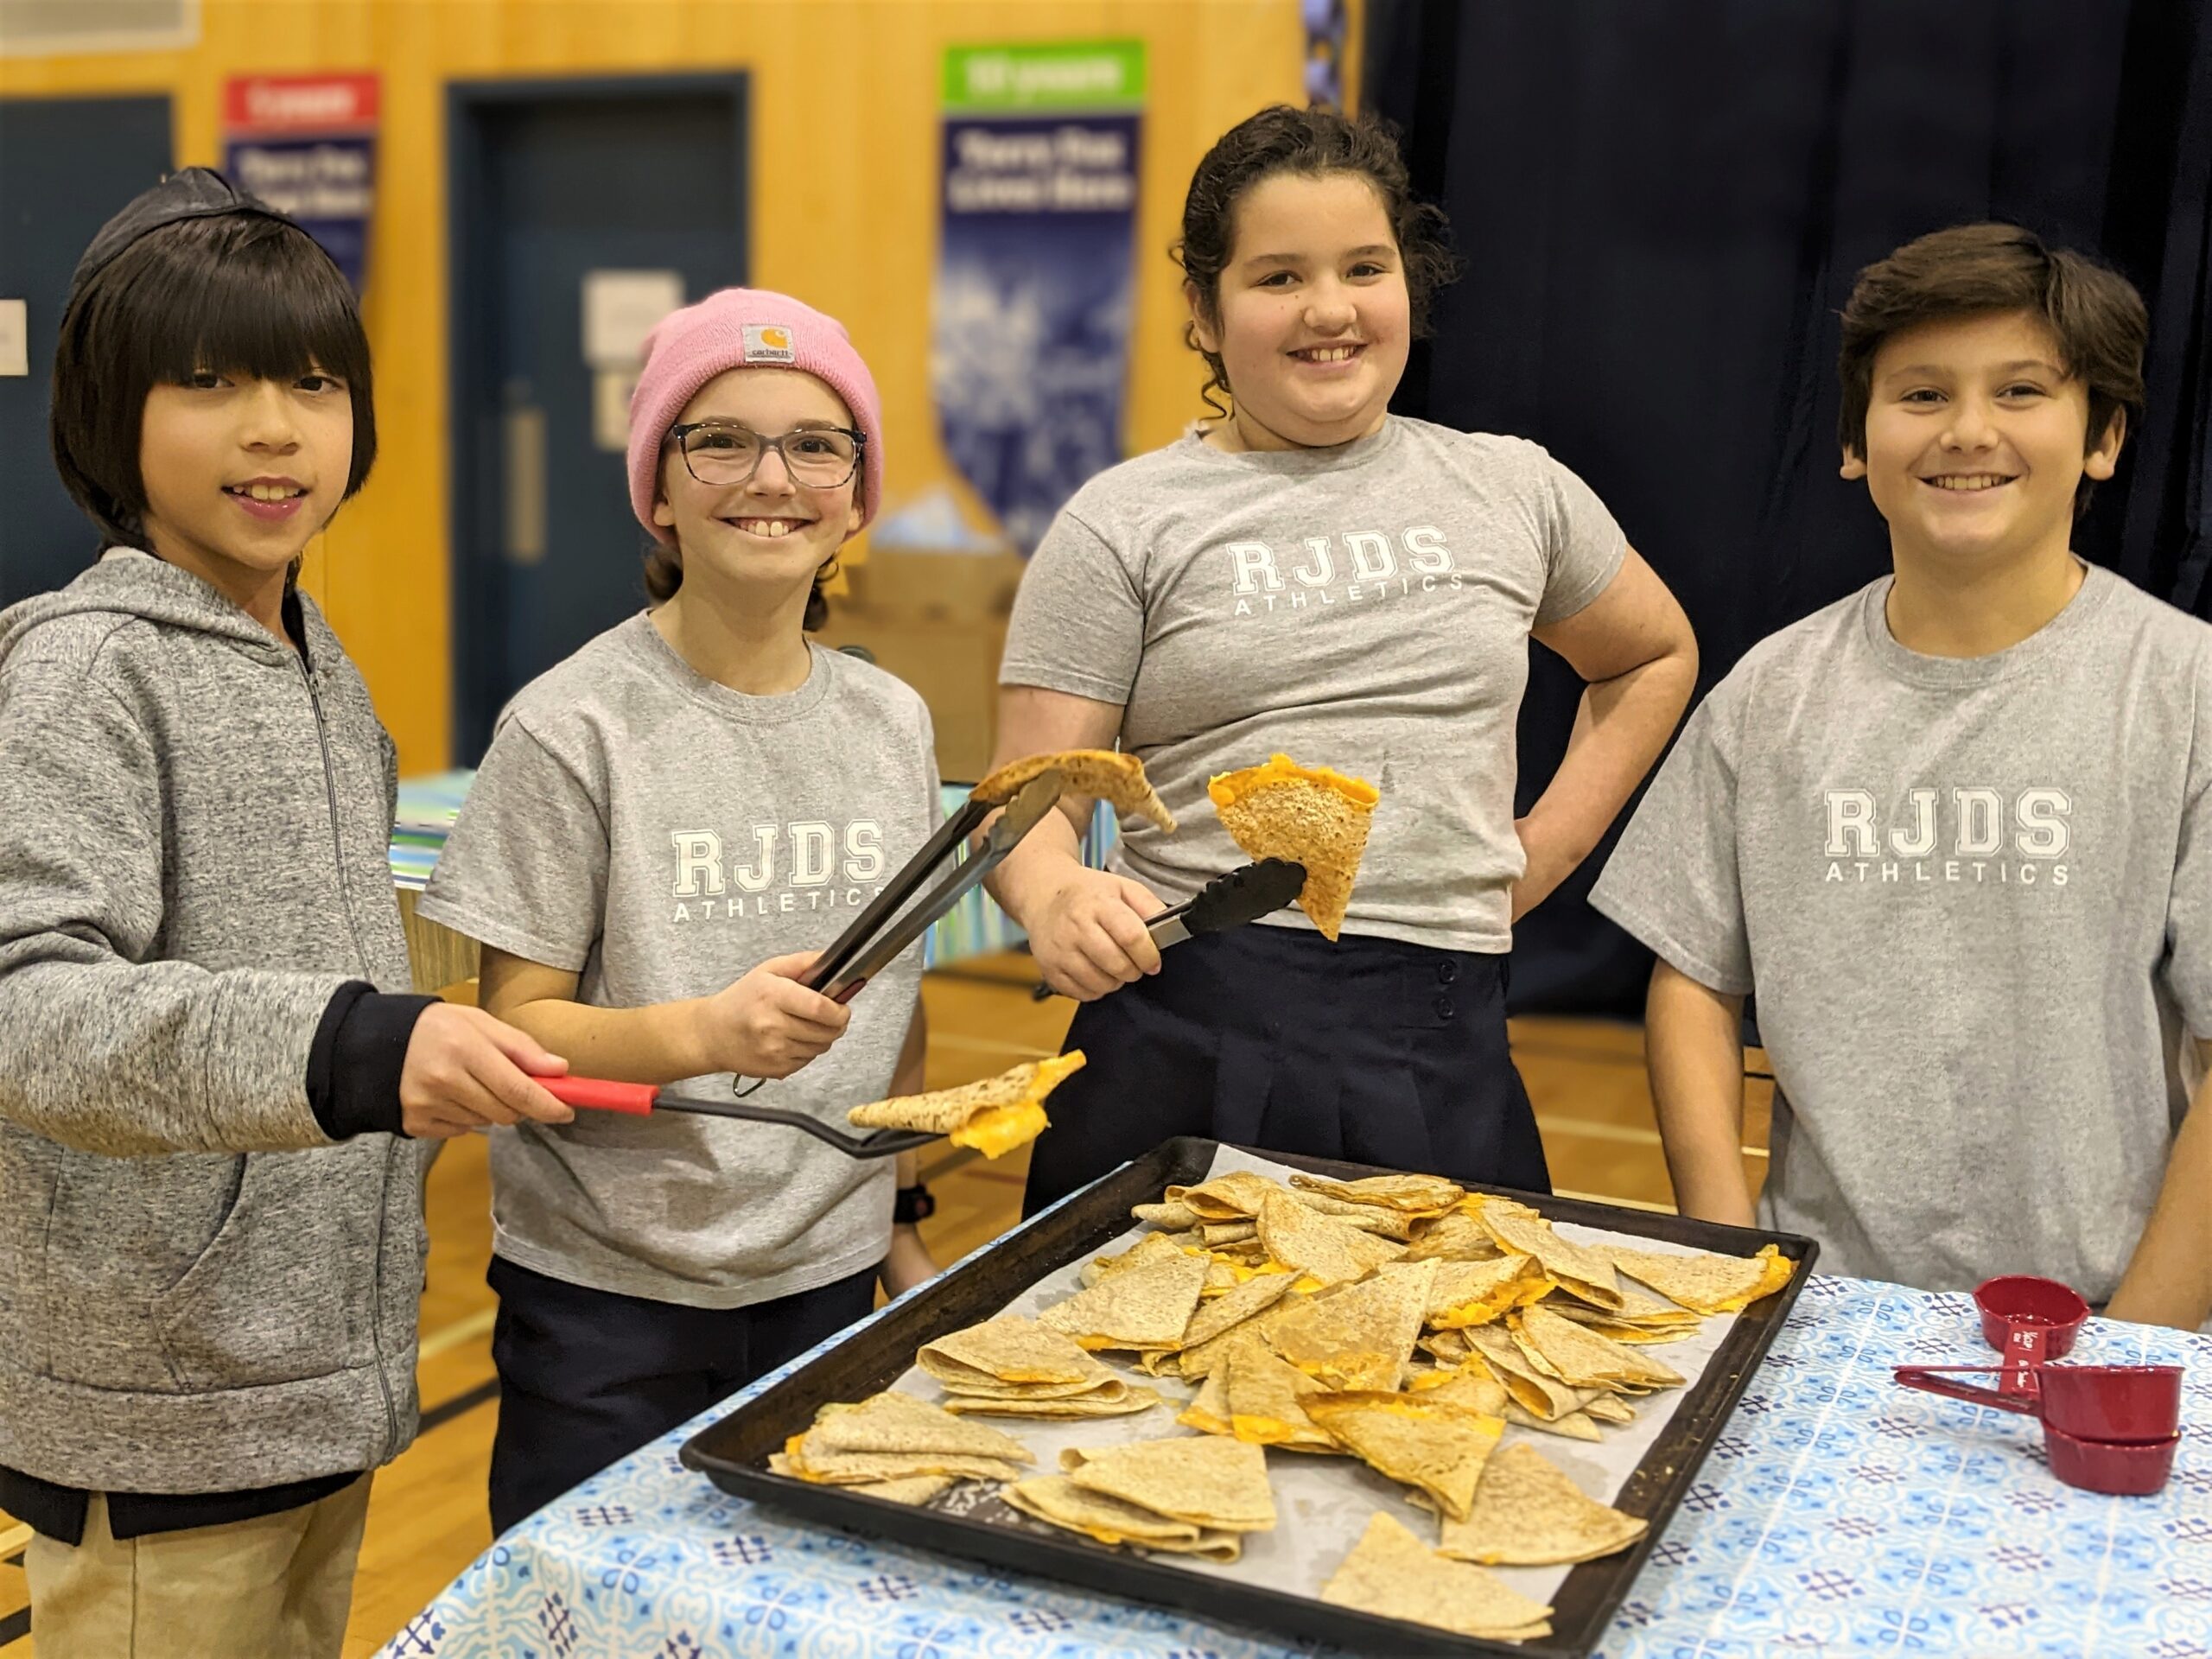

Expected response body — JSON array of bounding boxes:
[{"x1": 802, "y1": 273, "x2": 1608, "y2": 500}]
[{"x1": 224, "y1": 73, "x2": 379, "y2": 135}]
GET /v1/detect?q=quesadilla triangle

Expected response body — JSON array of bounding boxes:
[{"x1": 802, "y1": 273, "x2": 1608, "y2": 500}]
[
  {"x1": 1256, "y1": 1192, "x2": 1406, "y2": 1287},
  {"x1": 1474, "y1": 1205, "x2": 1626, "y2": 1310},
  {"x1": 1060, "y1": 1434, "x2": 1278, "y2": 1531},
  {"x1": 1039, "y1": 1249, "x2": 1210, "y2": 1351},
  {"x1": 1458, "y1": 1324, "x2": 1597, "y2": 1421},
  {"x1": 944, "y1": 1384, "x2": 1161, "y2": 1420},
  {"x1": 1289, "y1": 1172, "x2": 1465, "y2": 1214},
  {"x1": 1003, "y1": 1477, "x2": 1243, "y2": 1560},
  {"x1": 799, "y1": 1390, "x2": 1033, "y2": 1464},
  {"x1": 1408, "y1": 1358, "x2": 1513, "y2": 1420},
  {"x1": 1173, "y1": 1169, "x2": 1294, "y2": 1221},
  {"x1": 847, "y1": 1051, "x2": 1085, "y2": 1159},
  {"x1": 1222, "y1": 1338, "x2": 1339, "y2": 1452},
  {"x1": 1319, "y1": 1511, "x2": 1555, "y2": 1643},
  {"x1": 1206, "y1": 754, "x2": 1378, "y2": 940},
  {"x1": 1264, "y1": 1258, "x2": 1437, "y2": 1392},
  {"x1": 1425, "y1": 1254, "x2": 1548, "y2": 1328},
  {"x1": 972, "y1": 748, "x2": 1175, "y2": 832},
  {"x1": 1304, "y1": 1392, "x2": 1506, "y2": 1521},
  {"x1": 1610, "y1": 1243, "x2": 1796, "y2": 1314},
  {"x1": 1404, "y1": 1210, "x2": 1507, "y2": 1262},
  {"x1": 1439, "y1": 1440, "x2": 1649, "y2": 1567},
  {"x1": 766, "y1": 1456, "x2": 956, "y2": 1505},
  {"x1": 1172, "y1": 1269, "x2": 1296, "y2": 1353},
  {"x1": 1511, "y1": 1305, "x2": 1687, "y2": 1391},
  {"x1": 918, "y1": 1316, "x2": 1117, "y2": 1395}
]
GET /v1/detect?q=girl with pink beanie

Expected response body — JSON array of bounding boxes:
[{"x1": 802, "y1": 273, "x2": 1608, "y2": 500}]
[{"x1": 416, "y1": 289, "x2": 941, "y2": 1533}]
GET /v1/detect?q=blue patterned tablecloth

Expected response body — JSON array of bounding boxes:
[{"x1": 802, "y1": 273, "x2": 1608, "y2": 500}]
[{"x1": 380, "y1": 1276, "x2": 2211, "y2": 1659}]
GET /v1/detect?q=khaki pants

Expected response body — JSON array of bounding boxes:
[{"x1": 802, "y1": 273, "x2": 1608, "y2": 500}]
[{"x1": 24, "y1": 1476, "x2": 372, "y2": 1659}]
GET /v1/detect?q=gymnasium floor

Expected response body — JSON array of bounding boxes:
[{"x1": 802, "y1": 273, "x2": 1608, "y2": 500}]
[{"x1": 0, "y1": 955, "x2": 1771, "y2": 1656}]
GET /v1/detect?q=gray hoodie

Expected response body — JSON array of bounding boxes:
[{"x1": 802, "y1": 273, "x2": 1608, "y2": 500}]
[{"x1": 0, "y1": 551, "x2": 425, "y2": 1493}]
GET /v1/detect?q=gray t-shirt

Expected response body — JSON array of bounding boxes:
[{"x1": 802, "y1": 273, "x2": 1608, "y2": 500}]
[
  {"x1": 1000, "y1": 418, "x2": 1627, "y2": 951},
  {"x1": 1592, "y1": 565, "x2": 2212, "y2": 1300},
  {"x1": 416, "y1": 616, "x2": 939, "y2": 1308}
]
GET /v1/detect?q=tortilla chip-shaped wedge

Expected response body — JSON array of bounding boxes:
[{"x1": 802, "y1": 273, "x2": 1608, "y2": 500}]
[
  {"x1": 1221, "y1": 1338, "x2": 1338, "y2": 1452},
  {"x1": 1511, "y1": 1306, "x2": 1686, "y2": 1391},
  {"x1": 848, "y1": 1052, "x2": 1085, "y2": 1159},
  {"x1": 1408, "y1": 1359, "x2": 1513, "y2": 1420},
  {"x1": 1404, "y1": 1211, "x2": 1507, "y2": 1263},
  {"x1": 783, "y1": 1446, "x2": 1030, "y2": 1484},
  {"x1": 1005, "y1": 1478, "x2": 1245, "y2": 1560},
  {"x1": 1080, "y1": 1230, "x2": 1191, "y2": 1289},
  {"x1": 1061, "y1": 1435, "x2": 1277, "y2": 1531},
  {"x1": 1475, "y1": 1206, "x2": 1624, "y2": 1310},
  {"x1": 1041, "y1": 1249, "x2": 1209, "y2": 1351},
  {"x1": 1291, "y1": 1172, "x2": 1465, "y2": 1214},
  {"x1": 1179, "y1": 1360, "x2": 1235, "y2": 1437},
  {"x1": 1320, "y1": 1512, "x2": 1554, "y2": 1643},
  {"x1": 1133, "y1": 1198, "x2": 1202, "y2": 1230},
  {"x1": 974, "y1": 748, "x2": 1175, "y2": 833},
  {"x1": 1611, "y1": 1243, "x2": 1795, "y2": 1314},
  {"x1": 919, "y1": 1317, "x2": 1119, "y2": 1395},
  {"x1": 1306, "y1": 1392, "x2": 1505, "y2": 1521},
  {"x1": 1202, "y1": 1220, "x2": 1259, "y2": 1246},
  {"x1": 1420, "y1": 1328, "x2": 1472, "y2": 1365},
  {"x1": 1265, "y1": 1259, "x2": 1436, "y2": 1392},
  {"x1": 1207, "y1": 755, "x2": 1378, "y2": 939},
  {"x1": 766, "y1": 1455, "x2": 956, "y2": 1505},
  {"x1": 1289, "y1": 1190, "x2": 1419, "y2": 1238},
  {"x1": 1257, "y1": 1192, "x2": 1406, "y2": 1287},
  {"x1": 1440, "y1": 1441, "x2": 1649, "y2": 1566},
  {"x1": 800, "y1": 1391, "x2": 1033, "y2": 1462},
  {"x1": 945, "y1": 1385, "x2": 1161, "y2": 1420},
  {"x1": 1176, "y1": 1170, "x2": 1292, "y2": 1221},
  {"x1": 1582, "y1": 1394, "x2": 1636, "y2": 1425},
  {"x1": 1459, "y1": 1325, "x2": 1595, "y2": 1421},
  {"x1": 1174, "y1": 1268, "x2": 1296, "y2": 1352},
  {"x1": 1179, "y1": 1288, "x2": 1308, "y2": 1380},
  {"x1": 1425, "y1": 1255, "x2": 1548, "y2": 1328},
  {"x1": 1509, "y1": 1401, "x2": 1604, "y2": 1440},
  {"x1": 1548, "y1": 1290, "x2": 1702, "y2": 1343}
]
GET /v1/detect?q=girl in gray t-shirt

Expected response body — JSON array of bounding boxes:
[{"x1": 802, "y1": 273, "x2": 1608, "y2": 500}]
[
  {"x1": 416, "y1": 290, "x2": 941, "y2": 1533},
  {"x1": 988, "y1": 106, "x2": 1699, "y2": 1216}
]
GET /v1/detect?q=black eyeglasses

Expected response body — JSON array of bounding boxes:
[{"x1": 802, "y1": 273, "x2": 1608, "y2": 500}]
[{"x1": 664, "y1": 421, "x2": 866, "y2": 489}]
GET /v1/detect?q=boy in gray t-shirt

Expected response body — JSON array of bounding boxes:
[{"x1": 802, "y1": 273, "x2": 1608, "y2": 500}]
[{"x1": 1592, "y1": 226, "x2": 2212, "y2": 1326}]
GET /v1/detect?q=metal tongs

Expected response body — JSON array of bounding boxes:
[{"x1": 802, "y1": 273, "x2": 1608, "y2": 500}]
[
  {"x1": 537, "y1": 771, "x2": 1069, "y2": 1153},
  {"x1": 1032, "y1": 856, "x2": 1306, "y2": 998}
]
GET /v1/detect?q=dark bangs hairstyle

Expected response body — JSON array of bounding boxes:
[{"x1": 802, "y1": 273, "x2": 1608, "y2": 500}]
[
  {"x1": 1838, "y1": 223, "x2": 2147, "y2": 518},
  {"x1": 50, "y1": 212, "x2": 377, "y2": 550},
  {"x1": 1173, "y1": 104, "x2": 1459, "y2": 416}
]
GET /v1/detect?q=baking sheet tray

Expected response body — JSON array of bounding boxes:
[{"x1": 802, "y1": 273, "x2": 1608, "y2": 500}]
[{"x1": 683, "y1": 1138, "x2": 1818, "y2": 1656}]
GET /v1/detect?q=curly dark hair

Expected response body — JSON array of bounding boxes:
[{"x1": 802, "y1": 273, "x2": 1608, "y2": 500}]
[
  {"x1": 1173, "y1": 105, "x2": 1459, "y2": 416},
  {"x1": 1838, "y1": 223, "x2": 2146, "y2": 519}
]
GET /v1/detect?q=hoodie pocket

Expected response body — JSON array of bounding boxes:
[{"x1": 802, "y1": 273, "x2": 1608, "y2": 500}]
[{"x1": 36, "y1": 1146, "x2": 378, "y2": 1394}]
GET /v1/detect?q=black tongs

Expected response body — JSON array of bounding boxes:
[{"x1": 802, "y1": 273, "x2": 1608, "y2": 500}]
[
  {"x1": 727, "y1": 770, "x2": 1065, "y2": 1097},
  {"x1": 1031, "y1": 857, "x2": 1306, "y2": 998},
  {"x1": 537, "y1": 1077, "x2": 936, "y2": 1159}
]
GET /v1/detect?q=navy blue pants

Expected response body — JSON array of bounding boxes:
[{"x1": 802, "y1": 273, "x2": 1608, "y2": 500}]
[
  {"x1": 1022, "y1": 924, "x2": 1548, "y2": 1218},
  {"x1": 486, "y1": 1255, "x2": 875, "y2": 1535}
]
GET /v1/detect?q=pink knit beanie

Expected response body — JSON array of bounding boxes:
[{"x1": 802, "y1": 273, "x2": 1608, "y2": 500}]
[{"x1": 626, "y1": 288, "x2": 886, "y2": 544}]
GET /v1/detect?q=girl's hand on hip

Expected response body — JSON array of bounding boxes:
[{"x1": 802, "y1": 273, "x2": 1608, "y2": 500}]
[{"x1": 1029, "y1": 868, "x2": 1164, "y2": 1001}]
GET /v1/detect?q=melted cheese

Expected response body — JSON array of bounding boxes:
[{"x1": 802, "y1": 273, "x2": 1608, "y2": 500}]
[{"x1": 950, "y1": 1100, "x2": 1048, "y2": 1159}]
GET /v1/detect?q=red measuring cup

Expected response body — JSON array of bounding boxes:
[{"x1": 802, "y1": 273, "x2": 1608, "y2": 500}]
[
  {"x1": 1974, "y1": 1274, "x2": 2089, "y2": 1385},
  {"x1": 1893, "y1": 1363, "x2": 2183, "y2": 1442}
]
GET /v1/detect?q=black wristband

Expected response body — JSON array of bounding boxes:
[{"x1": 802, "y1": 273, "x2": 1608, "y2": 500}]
[{"x1": 893, "y1": 1183, "x2": 935, "y2": 1225}]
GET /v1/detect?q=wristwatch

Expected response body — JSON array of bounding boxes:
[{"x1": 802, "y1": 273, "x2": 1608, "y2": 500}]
[{"x1": 893, "y1": 1182, "x2": 936, "y2": 1225}]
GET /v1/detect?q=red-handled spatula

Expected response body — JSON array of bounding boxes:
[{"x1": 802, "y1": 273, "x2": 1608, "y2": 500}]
[{"x1": 537, "y1": 1076, "x2": 937, "y2": 1159}]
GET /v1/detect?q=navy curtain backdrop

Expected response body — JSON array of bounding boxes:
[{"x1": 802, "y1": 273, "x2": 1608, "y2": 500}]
[{"x1": 1364, "y1": 0, "x2": 2212, "y2": 1015}]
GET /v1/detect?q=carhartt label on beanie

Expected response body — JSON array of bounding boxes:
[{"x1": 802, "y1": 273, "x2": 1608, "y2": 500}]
[{"x1": 741, "y1": 324, "x2": 797, "y2": 365}]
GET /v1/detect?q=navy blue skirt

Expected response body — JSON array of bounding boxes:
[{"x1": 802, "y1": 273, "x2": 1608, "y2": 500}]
[{"x1": 1020, "y1": 922, "x2": 1549, "y2": 1217}]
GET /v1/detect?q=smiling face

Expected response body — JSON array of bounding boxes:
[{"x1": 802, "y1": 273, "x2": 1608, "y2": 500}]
[
  {"x1": 137, "y1": 365, "x2": 354, "y2": 594},
  {"x1": 1844, "y1": 308, "x2": 2123, "y2": 571},
  {"x1": 1187, "y1": 170, "x2": 1412, "y2": 450},
  {"x1": 651, "y1": 366, "x2": 863, "y2": 601}
]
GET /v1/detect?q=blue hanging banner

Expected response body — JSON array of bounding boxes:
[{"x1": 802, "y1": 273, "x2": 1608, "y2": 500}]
[
  {"x1": 221, "y1": 73, "x2": 378, "y2": 294},
  {"x1": 933, "y1": 42, "x2": 1143, "y2": 554}
]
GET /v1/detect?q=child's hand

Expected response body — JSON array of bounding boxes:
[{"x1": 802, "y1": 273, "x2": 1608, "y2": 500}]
[
  {"x1": 399, "y1": 1004, "x2": 576, "y2": 1140},
  {"x1": 696, "y1": 952, "x2": 852, "y2": 1079}
]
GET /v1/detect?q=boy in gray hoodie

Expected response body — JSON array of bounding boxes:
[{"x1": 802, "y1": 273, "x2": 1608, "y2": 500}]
[{"x1": 0, "y1": 170, "x2": 576, "y2": 1658}]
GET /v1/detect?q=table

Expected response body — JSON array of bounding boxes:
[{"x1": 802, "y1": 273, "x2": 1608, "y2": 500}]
[{"x1": 378, "y1": 1274, "x2": 2209, "y2": 1658}]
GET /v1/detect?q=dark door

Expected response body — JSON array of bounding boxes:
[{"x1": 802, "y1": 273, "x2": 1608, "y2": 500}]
[
  {"x1": 0, "y1": 95, "x2": 172, "y2": 604},
  {"x1": 449, "y1": 78, "x2": 747, "y2": 761}
]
